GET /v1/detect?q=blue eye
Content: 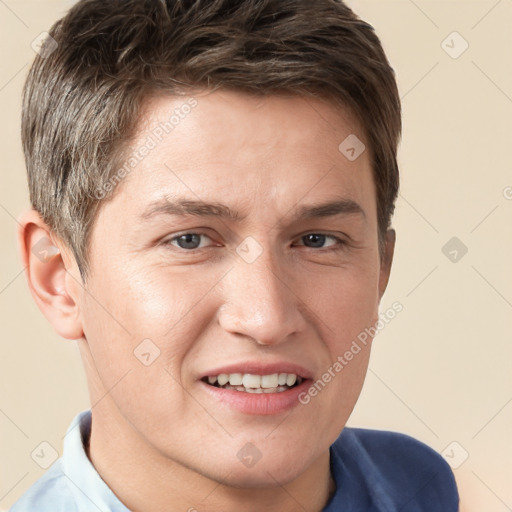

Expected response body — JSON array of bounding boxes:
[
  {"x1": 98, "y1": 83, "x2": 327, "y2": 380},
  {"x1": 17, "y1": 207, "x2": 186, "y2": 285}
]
[
  {"x1": 163, "y1": 232, "x2": 346, "y2": 252},
  {"x1": 167, "y1": 233, "x2": 213, "y2": 250}
]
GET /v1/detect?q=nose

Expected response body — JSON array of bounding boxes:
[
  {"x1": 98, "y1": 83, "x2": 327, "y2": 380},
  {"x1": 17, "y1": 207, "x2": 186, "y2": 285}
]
[{"x1": 217, "y1": 245, "x2": 308, "y2": 346}]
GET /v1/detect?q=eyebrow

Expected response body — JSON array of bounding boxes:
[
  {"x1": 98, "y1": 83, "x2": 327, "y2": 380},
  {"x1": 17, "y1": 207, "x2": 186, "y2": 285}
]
[{"x1": 140, "y1": 197, "x2": 365, "y2": 223}]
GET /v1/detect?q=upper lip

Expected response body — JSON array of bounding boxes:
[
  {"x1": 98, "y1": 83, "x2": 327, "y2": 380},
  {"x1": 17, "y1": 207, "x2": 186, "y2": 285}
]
[{"x1": 199, "y1": 361, "x2": 313, "y2": 380}]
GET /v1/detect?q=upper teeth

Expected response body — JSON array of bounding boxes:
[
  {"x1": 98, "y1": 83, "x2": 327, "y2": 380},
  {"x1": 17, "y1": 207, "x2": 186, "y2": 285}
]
[{"x1": 207, "y1": 373, "x2": 299, "y2": 388}]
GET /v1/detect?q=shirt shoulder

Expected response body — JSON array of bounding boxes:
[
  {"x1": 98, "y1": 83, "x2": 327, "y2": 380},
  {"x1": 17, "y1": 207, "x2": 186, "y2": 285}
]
[
  {"x1": 9, "y1": 410, "x2": 131, "y2": 512},
  {"x1": 330, "y1": 427, "x2": 459, "y2": 511},
  {"x1": 9, "y1": 458, "x2": 78, "y2": 512}
]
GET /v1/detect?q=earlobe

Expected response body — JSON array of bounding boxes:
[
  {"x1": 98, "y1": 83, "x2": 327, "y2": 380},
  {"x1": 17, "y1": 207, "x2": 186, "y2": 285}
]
[
  {"x1": 17, "y1": 209, "x2": 84, "y2": 340},
  {"x1": 378, "y1": 228, "x2": 396, "y2": 300}
]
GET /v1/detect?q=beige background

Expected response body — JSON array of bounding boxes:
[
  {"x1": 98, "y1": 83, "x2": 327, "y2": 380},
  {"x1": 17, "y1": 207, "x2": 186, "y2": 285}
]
[{"x1": 1, "y1": 0, "x2": 511, "y2": 510}]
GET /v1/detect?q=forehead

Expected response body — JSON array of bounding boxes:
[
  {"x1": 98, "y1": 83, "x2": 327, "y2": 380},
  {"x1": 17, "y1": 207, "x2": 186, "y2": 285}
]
[
  {"x1": 137, "y1": 89, "x2": 366, "y2": 158},
  {"x1": 107, "y1": 89, "x2": 375, "y2": 224}
]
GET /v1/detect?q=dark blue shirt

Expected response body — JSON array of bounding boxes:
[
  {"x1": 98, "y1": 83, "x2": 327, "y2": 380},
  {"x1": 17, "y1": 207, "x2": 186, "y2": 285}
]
[
  {"x1": 9, "y1": 410, "x2": 459, "y2": 511},
  {"x1": 325, "y1": 427, "x2": 459, "y2": 510}
]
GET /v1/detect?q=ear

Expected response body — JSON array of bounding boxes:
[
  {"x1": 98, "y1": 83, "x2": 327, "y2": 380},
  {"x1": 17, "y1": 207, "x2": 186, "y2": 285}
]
[
  {"x1": 378, "y1": 228, "x2": 396, "y2": 300},
  {"x1": 17, "y1": 209, "x2": 84, "y2": 340}
]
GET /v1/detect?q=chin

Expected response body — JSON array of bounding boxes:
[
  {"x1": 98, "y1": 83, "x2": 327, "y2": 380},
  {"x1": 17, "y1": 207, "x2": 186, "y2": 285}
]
[
  {"x1": 192, "y1": 442, "x2": 318, "y2": 490},
  {"x1": 214, "y1": 459, "x2": 309, "y2": 489}
]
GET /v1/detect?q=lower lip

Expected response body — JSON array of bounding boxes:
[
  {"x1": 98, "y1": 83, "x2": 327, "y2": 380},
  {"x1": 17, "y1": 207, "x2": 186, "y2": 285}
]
[{"x1": 200, "y1": 379, "x2": 311, "y2": 415}]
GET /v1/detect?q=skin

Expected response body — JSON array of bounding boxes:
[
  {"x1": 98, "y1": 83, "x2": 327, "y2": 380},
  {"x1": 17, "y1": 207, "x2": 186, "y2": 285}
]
[{"x1": 18, "y1": 90, "x2": 395, "y2": 512}]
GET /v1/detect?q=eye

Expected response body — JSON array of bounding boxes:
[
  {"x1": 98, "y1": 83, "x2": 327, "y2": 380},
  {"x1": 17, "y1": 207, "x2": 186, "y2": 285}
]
[
  {"x1": 165, "y1": 232, "x2": 215, "y2": 250},
  {"x1": 296, "y1": 233, "x2": 345, "y2": 249},
  {"x1": 162, "y1": 231, "x2": 346, "y2": 252}
]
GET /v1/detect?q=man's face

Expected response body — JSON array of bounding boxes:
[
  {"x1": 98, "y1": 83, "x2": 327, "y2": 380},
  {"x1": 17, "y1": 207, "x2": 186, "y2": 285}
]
[{"x1": 78, "y1": 90, "x2": 393, "y2": 486}]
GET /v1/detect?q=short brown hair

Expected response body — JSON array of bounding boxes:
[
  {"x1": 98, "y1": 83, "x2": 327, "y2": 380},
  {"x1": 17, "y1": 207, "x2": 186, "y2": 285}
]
[{"x1": 22, "y1": 0, "x2": 401, "y2": 280}]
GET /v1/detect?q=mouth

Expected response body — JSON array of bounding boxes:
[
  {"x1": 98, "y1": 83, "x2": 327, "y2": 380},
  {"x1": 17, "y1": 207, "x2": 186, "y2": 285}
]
[
  {"x1": 201, "y1": 372, "x2": 304, "y2": 394},
  {"x1": 198, "y1": 366, "x2": 311, "y2": 415}
]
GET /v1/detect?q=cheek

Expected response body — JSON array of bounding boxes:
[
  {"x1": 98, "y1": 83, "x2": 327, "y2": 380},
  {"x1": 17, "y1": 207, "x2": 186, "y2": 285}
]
[
  {"x1": 322, "y1": 282, "x2": 375, "y2": 395},
  {"x1": 319, "y1": 264, "x2": 380, "y2": 349},
  {"x1": 79, "y1": 270, "x2": 209, "y2": 437},
  {"x1": 79, "y1": 264, "x2": 222, "y2": 395},
  {"x1": 84, "y1": 262, "x2": 219, "y2": 343},
  {"x1": 309, "y1": 260, "x2": 379, "y2": 424}
]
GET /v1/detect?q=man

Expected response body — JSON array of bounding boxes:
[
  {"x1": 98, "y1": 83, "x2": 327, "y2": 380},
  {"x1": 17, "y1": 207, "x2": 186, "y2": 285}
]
[{"x1": 12, "y1": 0, "x2": 459, "y2": 510}]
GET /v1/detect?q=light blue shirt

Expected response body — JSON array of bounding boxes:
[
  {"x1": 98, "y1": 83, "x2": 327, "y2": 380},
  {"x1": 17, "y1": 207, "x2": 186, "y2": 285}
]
[
  {"x1": 9, "y1": 409, "x2": 459, "y2": 511},
  {"x1": 9, "y1": 410, "x2": 130, "y2": 512}
]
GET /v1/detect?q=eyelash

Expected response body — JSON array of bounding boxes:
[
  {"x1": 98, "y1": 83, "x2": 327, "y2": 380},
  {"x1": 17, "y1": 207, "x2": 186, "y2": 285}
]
[{"x1": 163, "y1": 231, "x2": 347, "y2": 252}]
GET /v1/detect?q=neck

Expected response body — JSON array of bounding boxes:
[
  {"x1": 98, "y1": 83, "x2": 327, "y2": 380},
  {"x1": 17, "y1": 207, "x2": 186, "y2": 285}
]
[{"x1": 87, "y1": 400, "x2": 336, "y2": 512}]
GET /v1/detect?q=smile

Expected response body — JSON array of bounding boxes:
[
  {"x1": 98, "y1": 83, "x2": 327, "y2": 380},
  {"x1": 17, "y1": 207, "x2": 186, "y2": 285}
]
[{"x1": 202, "y1": 373, "x2": 303, "y2": 393}]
